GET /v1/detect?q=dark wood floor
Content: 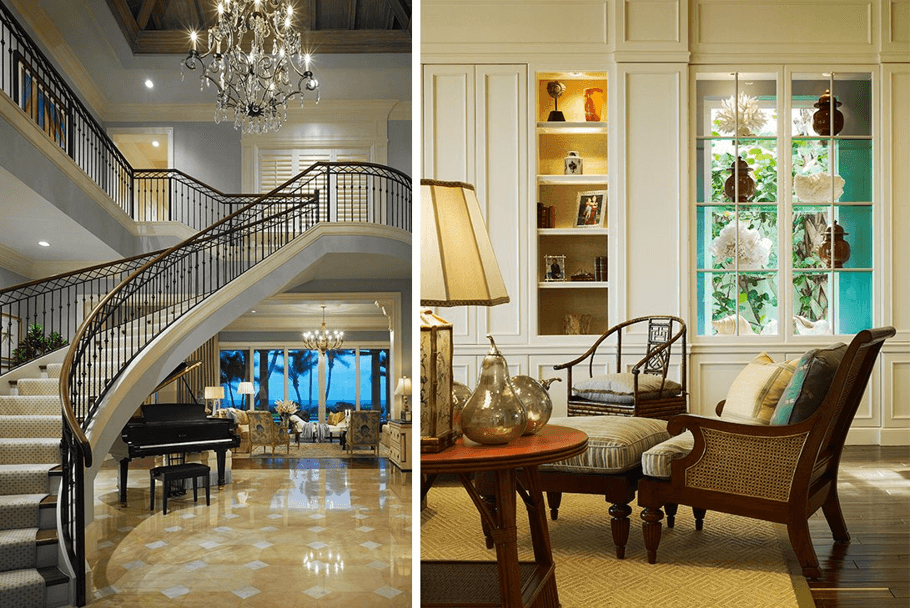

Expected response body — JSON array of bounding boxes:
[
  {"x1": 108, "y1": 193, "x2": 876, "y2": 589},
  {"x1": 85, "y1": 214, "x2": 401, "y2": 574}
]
[{"x1": 807, "y1": 445, "x2": 910, "y2": 607}]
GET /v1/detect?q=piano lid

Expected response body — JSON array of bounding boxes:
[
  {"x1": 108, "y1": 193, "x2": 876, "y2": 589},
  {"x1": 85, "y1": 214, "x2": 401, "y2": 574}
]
[{"x1": 153, "y1": 360, "x2": 202, "y2": 393}]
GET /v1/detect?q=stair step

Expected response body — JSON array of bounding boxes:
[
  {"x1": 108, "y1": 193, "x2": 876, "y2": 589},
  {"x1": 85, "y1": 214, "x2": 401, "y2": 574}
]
[
  {"x1": 0, "y1": 465, "x2": 54, "y2": 496},
  {"x1": 42, "y1": 364, "x2": 62, "y2": 379},
  {"x1": 0, "y1": 527, "x2": 40, "y2": 570},
  {"x1": 0, "y1": 495, "x2": 48, "y2": 530},
  {"x1": 0, "y1": 440, "x2": 59, "y2": 465},
  {"x1": 0, "y1": 416, "x2": 61, "y2": 438},
  {"x1": 38, "y1": 565, "x2": 70, "y2": 608},
  {"x1": 14, "y1": 380, "x2": 59, "y2": 397},
  {"x1": 0, "y1": 396, "x2": 61, "y2": 417},
  {"x1": 0, "y1": 568, "x2": 44, "y2": 608}
]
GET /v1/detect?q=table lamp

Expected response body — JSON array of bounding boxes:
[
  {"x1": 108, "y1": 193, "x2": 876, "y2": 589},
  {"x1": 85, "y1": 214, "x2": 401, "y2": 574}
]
[
  {"x1": 394, "y1": 376, "x2": 412, "y2": 421},
  {"x1": 420, "y1": 179, "x2": 510, "y2": 453},
  {"x1": 204, "y1": 386, "x2": 224, "y2": 413},
  {"x1": 238, "y1": 382, "x2": 254, "y2": 410}
]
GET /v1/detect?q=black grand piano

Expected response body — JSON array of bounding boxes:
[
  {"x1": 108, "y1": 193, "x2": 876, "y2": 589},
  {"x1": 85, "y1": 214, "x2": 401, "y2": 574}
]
[{"x1": 118, "y1": 362, "x2": 240, "y2": 505}]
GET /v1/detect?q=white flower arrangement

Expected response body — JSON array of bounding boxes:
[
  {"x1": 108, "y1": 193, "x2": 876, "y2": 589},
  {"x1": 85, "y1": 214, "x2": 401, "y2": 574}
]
[
  {"x1": 275, "y1": 400, "x2": 298, "y2": 415},
  {"x1": 710, "y1": 222, "x2": 772, "y2": 270},
  {"x1": 715, "y1": 93, "x2": 767, "y2": 137},
  {"x1": 794, "y1": 172, "x2": 845, "y2": 203}
]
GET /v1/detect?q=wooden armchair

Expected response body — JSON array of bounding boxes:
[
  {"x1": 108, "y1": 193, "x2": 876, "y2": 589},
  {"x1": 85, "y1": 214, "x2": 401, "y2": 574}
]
[
  {"x1": 247, "y1": 411, "x2": 291, "y2": 455},
  {"x1": 346, "y1": 410, "x2": 381, "y2": 454},
  {"x1": 637, "y1": 327, "x2": 895, "y2": 578},
  {"x1": 554, "y1": 315, "x2": 687, "y2": 419}
]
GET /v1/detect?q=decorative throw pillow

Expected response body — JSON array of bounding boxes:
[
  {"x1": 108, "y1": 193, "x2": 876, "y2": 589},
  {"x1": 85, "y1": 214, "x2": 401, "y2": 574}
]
[
  {"x1": 723, "y1": 353, "x2": 799, "y2": 423},
  {"x1": 573, "y1": 372, "x2": 682, "y2": 403},
  {"x1": 770, "y1": 343, "x2": 848, "y2": 425}
]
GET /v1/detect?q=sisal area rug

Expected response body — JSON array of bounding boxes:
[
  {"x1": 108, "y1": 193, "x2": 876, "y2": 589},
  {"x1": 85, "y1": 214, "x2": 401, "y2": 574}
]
[
  {"x1": 238, "y1": 440, "x2": 390, "y2": 460},
  {"x1": 421, "y1": 486, "x2": 814, "y2": 608}
]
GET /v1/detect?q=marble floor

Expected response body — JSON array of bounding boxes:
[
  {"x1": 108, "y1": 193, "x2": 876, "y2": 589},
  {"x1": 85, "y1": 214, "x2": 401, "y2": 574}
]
[{"x1": 85, "y1": 454, "x2": 412, "y2": 606}]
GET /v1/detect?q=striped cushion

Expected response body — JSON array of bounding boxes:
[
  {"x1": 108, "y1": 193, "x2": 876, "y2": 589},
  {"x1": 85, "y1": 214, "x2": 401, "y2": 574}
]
[
  {"x1": 642, "y1": 431, "x2": 695, "y2": 478},
  {"x1": 541, "y1": 416, "x2": 670, "y2": 474},
  {"x1": 723, "y1": 353, "x2": 799, "y2": 423},
  {"x1": 573, "y1": 373, "x2": 682, "y2": 404}
]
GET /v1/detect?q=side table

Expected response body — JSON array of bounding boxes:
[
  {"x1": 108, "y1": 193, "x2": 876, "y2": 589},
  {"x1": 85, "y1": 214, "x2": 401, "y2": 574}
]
[{"x1": 421, "y1": 425, "x2": 587, "y2": 608}]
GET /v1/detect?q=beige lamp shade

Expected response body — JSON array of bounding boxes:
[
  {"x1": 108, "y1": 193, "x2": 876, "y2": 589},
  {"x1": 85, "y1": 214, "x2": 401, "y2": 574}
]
[
  {"x1": 237, "y1": 382, "x2": 254, "y2": 395},
  {"x1": 420, "y1": 179, "x2": 510, "y2": 307},
  {"x1": 204, "y1": 386, "x2": 225, "y2": 400},
  {"x1": 394, "y1": 376, "x2": 412, "y2": 396}
]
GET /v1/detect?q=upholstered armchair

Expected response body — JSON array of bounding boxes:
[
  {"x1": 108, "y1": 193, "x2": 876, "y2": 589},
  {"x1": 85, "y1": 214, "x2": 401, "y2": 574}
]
[
  {"x1": 346, "y1": 410, "x2": 381, "y2": 454},
  {"x1": 637, "y1": 327, "x2": 895, "y2": 578},
  {"x1": 213, "y1": 407, "x2": 251, "y2": 454},
  {"x1": 246, "y1": 411, "x2": 291, "y2": 455},
  {"x1": 554, "y1": 315, "x2": 687, "y2": 419}
]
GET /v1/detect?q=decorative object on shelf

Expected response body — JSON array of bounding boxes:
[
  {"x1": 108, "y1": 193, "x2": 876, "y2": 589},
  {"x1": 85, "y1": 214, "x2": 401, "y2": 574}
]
[
  {"x1": 302, "y1": 305, "x2": 344, "y2": 353},
  {"x1": 817, "y1": 220, "x2": 851, "y2": 268},
  {"x1": 460, "y1": 335, "x2": 527, "y2": 445},
  {"x1": 564, "y1": 314, "x2": 593, "y2": 335},
  {"x1": 794, "y1": 315, "x2": 832, "y2": 335},
  {"x1": 715, "y1": 93, "x2": 767, "y2": 137},
  {"x1": 595, "y1": 256, "x2": 608, "y2": 282},
  {"x1": 575, "y1": 190, "x2": 606, "y2": 227},
  {"x1": 563, "y1": 150, "x2": 584, "y2": 175},
  {"x1": 571, "y1": 270, "x2": 594, "y2": 281},
  {"x1": 511, "y1": 376, "x2": 560, "y2": 435},
  {"x1": 794, "y1": 172, "x2": 845, "y2": 202},
  {"x1": 584, "y1": 87, "x2": 605, "y2": 122},
  {"x1": 394, "y1": 376, "x2": 412, "y2": 421},
  {"x1": 421, "y1": 180, "x2": 510, "y2": 453},
  {"x1": 537, "y1": 203, "x2": 556, "y2": 228},
  {"x1": 712, "y1": 313, "x2": 755, "y2": 335},
  {"x1": 204, "y1": 386, "x2": 224, "y2": 414},
  {"x1": 238, "y1": 381, "x2": 255, "y2": 410},
  {"x1": 545, "y1": 255, "x2": 566, "y2": 281},
  {"x1": 710, "y1": 222, "x2": 772, "y2": 270},
  {"x1": 812, "y1": 89, "x2": 844, "y2": 136},
  {"x1": 723, "y1": 156, "x2": 756, "y2": 202},
  {"x1": 451, "y1": 381, "x2": 472, "y2": 437},
  {"x1": 180, "y1": 0, "x2": 320, "y2": 134},
  {"x1": 546, "y1": 81, "x2": 567, "y2": 121}
]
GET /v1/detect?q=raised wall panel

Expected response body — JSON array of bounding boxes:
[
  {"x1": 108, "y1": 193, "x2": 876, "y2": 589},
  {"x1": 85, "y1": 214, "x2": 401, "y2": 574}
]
[
  {"x1": 887, "y1": 359, "x2": 910, "y2": 421},
  {"x1": 888, "y1": 0, "x2": 910, "y2": 43},
  {"x1": 422, "y1": 66, "x2": 475, "y2": 184},
  {"x1": 618, "y1": 0, "x2": 688, "y2": 59},
  {"x1": 887, "y1": 67, "x2": 910, "y2": 337},
  {"x1": 618, "y1": 66, "x2": 685, "y2": 321},
  {"x1": 475, "y1": 66, "x2": 528, "y2": 344}
]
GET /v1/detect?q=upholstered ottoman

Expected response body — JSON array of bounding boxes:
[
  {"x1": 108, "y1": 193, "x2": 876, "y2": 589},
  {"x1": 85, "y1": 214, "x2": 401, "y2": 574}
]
[{"x1": 478, "y1": 415, "x2": 670, "y2": 559}]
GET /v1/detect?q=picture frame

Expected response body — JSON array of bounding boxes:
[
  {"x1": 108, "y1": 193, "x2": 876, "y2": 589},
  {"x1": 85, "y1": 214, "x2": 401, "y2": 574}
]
[
  {"x1": 575, "y1": 190, "x2": 607, "y2": 227},
  {"x1": 14, "y1": 52, "x2": 69, "y2": 150},
  {"x1": 544, "y1": 255, "x2": 566, "y2": 282},
  {"x1": 1, "y1": 313, "x2": 22, "y2": 366}
]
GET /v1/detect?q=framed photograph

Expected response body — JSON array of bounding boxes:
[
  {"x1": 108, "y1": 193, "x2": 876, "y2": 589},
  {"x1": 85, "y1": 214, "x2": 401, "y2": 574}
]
[
  {"x1": 575, "y1": 190, "x2": 607, "y2": 227},
  {"x1": 544, "y1": 255, "x2": 566, "y2": 282},
  {"x1": 1, "y1": 313, "x2": 22, "y2": 365},
  {"x1": 14, "y1": 52, "x2": 68, "y2": 150}
]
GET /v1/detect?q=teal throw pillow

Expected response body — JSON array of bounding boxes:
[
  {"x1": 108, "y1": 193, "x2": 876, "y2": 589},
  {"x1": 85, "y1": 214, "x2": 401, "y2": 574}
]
[{"x1": 770, "y1": 343, "x2": 848, "y2": 425}]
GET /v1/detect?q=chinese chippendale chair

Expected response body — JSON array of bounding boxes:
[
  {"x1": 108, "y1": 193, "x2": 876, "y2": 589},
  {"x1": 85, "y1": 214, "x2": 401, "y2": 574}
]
[
  {"x1": 554, "y1": 315, "x2": 687, "y2": 419},
  {"x1": 637, "y1": 326, "x2": 895, "y2": 578}
]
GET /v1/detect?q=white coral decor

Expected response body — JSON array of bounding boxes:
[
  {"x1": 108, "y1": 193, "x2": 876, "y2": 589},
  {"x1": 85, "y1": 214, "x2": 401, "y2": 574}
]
[
  {"x1": 275, "y1": 400, "x2": 298, "y2": 414},
  {"x1": 710, "y1": 222, "x2": 772, "y2": 270},
  {"x1": 715, "y1": 93, "x2": 767, "y2": 137},
  {"x1": 794, "y1": 173, "x2": 845, "y2": 202}
]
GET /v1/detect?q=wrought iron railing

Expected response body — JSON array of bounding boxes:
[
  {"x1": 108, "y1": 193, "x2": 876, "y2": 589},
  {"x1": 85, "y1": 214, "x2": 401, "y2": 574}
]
[{"x1": 58, "y1": 161, "x2": 410, "y2": 605}]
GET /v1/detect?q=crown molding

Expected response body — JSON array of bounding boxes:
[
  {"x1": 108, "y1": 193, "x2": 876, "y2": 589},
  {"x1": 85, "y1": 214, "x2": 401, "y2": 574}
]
[{"x1": 0, "y1": 243, "x2": 32, "y2": 278}]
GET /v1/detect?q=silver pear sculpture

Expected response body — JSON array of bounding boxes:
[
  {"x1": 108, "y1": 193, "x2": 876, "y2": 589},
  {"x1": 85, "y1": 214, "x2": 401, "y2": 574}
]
[
  {"x1": 460, "y1": 335, "x2": 528, "y2": 444},
  {"x1": 511, "y1": 376, "x2": 560, "y2": 435},
  {"x1": 451, "y1": 381, "x2": 472, "y2": 437}
]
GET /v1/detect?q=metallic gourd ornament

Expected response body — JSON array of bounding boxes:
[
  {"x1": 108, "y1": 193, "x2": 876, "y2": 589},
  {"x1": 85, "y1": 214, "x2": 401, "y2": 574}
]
[
  {"x1": 460, "y1": 335, "x2": 528, "y2": 445},
  {"x1": 511, "y1": 376, "x2": 560, "y2": 435},
  {"x1": 451, "y1": 381, "x2": 472, "y2": 437}
]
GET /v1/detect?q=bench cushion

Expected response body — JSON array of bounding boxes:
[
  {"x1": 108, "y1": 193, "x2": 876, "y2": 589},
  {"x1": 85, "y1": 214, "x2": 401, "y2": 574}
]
[
  {"x1": 572, "y1": 373, "x2": 682, "y2": 404},
  {"x1": 541, "y1": 416, "x2": 670, "y2": 474},
  {"x1": 642, "y1": 432, "x2": 694, "y2": 478}
]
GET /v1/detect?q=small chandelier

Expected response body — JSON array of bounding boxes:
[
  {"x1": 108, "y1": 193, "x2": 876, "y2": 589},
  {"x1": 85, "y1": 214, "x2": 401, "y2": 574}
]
[
  {"x1": 181, "y1": 0, "x2": 320, "y2": 134},
  {"x1": 302, "y1": 305, "x2": 344, "y2": 353}
]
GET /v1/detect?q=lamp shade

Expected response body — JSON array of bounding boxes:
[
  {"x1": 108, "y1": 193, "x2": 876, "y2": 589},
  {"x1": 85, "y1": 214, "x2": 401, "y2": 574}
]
[
  {"x1": 394, "y1": 376, "x2": 412, "y2": 396},
  {"x1": 420, "y1": 179, "x2": 510, "y2": 307},
  {"x1": 204, "y1": 386, "x2": 224, "y2": 400},
  {"x1": 237, "y1": 382, "x2": 254, "y2": 395}
]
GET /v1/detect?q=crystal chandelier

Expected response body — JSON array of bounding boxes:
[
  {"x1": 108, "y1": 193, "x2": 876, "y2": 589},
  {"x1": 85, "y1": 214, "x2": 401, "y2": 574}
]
[
  {"x1": 181, "y1": 0, "x2": 320, "y2": 134},
  {"x1": 302, "y1": 306, "x2": 344, "y2": 353}
]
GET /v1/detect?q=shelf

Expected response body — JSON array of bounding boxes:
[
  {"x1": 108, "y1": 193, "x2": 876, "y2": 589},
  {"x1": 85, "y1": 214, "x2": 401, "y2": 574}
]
[
  {"x1": 537, "y1": 174, "x2": 608, "y2": 186},
  {"x1": 539, "y1": 281, "x2": 609, "y2": 289},
  {"x1": 537, "y1": 121, "x2": 608, "y2": 134},
  {"x1": 538, "y1": 228, "x2": 608, "y2": 236}
]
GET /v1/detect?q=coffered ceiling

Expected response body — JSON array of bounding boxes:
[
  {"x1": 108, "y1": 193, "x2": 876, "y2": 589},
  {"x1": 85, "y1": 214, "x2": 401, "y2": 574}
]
[{"x1": 104, "y1": 0, "x2": 411, "y2": 54}]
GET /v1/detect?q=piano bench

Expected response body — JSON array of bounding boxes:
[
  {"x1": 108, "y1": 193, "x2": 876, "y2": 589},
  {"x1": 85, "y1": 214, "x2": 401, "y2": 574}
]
[{"x1": 149, "y1": 463, "x2": 211, "y2": 515}]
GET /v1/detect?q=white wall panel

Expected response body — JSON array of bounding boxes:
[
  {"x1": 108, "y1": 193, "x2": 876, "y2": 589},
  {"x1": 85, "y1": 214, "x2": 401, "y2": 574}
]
[
  {"x1": 618, "y1": 67, "x2": 685, "y2": 321},
  {"x1": 422, "y1": 66, "x2": 475, "y2": 183},
  {"x1": 886, "y1": 67, "x2": 910, "y2": 337},
  {"x1": 887, "y1": 359, "x2": 910, "y2": 421}
]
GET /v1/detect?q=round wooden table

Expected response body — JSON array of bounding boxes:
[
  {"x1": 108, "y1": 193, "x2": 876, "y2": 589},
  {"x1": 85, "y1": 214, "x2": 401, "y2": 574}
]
[{"x1": 422, "y1": 425, "x2": 588, "y2": 608}]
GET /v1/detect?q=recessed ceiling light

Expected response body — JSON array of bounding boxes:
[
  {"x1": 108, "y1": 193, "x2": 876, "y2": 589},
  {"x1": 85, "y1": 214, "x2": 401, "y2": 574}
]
[
  {"x1": 145, "y1": 79, "x2": 154, "y2": 89},
  {"x1": 251, "y1": 310, "x2": 256, "y2": 313},
  {"x1": 152, "y1": 140, "x2": 160, "y2": 147},
  {"x1": 38, "y1": 241, "x2": 50, "y2": 247}
]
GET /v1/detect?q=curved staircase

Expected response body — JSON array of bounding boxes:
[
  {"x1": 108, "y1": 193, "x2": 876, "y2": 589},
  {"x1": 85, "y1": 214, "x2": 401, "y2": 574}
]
[{"x1": 0, "y1": 363, "x2": 67, "y2": 608}]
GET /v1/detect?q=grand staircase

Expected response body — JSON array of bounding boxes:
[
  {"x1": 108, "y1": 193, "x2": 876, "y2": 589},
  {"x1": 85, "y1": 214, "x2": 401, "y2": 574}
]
[{"x1": 0, "y1": 363, "x2": 68, "y2": 608}]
